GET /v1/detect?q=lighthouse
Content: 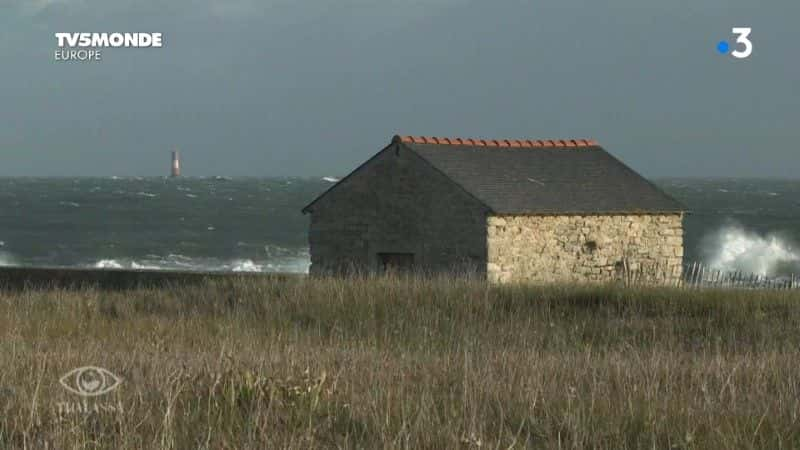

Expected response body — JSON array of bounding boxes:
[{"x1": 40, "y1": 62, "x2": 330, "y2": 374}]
[{"x1": 171, "y1": 151, "x2": 181, "y2": 177}]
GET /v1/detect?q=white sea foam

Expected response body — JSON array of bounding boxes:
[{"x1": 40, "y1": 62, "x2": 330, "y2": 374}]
[
  {"x1": 94, "y1": 259, "x2": 124, "y2": 269},
  {"x1": 322, "y1": 176, "x2": 340, "y2": 183},
  {"x1": 136, "y1": 192, "x2": 158, "y2": 198},
  {"x1": 0, "y1": 251, "x2": 16, "y2": 267},
  {"x1": 59, "y1": 201, "x2": 80, "y2": 207},
  {"x1": 230, "y1": 259, "x2": 264, "y2": 272},
  {"x1": 87, "y1": 253, "x2": 310, "y2": 273},
  {"x1": 131, "y1": 261, "x2": 161, "y2": 270},
  {"x1": 705, "y1": 225, "x2": 800, "y2": 276}
]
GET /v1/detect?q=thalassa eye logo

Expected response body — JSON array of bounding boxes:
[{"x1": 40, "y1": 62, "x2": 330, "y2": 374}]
[{"x1": 59, "y1": 366, "x2": 122, "y2": 397}]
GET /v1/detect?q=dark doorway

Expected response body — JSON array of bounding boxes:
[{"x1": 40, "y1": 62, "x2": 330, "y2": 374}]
[{"x1": 378, "y1": 253, "x2": 415, "y2": 273}]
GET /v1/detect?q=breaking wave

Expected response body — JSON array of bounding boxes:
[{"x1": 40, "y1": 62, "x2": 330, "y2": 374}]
[
  {"x1": 89, "y1": 253, "x2": 309, "y2": 273},
  {"x1": 93, "y1": 259, "x2": 124, "y2": 269},
  {"x1": 703, "y1": 225, "x2": 800, "y2": 276},
  {"x1": 0, "y1": 251, "x2": 17, "y2": 267}
]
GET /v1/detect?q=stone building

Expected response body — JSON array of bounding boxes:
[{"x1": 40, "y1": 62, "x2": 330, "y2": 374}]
[{"x1": 302, "y1": 135, "x2": 685, "y2": 283}]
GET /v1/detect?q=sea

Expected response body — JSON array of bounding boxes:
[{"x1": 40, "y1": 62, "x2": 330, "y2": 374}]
[{"x1": 0, "y1": 177, "x2": 798, "y2": 277}]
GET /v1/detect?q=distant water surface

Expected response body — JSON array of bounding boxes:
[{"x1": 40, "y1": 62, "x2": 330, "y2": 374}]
[
  {"x1": 0, "y1": 177, "x2": 326, "y2": 272},
  {"x1": 0, "y1": 177, "x2": 798, "y2": 276}
]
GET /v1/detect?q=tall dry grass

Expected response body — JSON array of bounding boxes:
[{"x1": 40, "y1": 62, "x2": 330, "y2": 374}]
[{"x1": 1, "y1": 276, "x2": 800, "y2": 448}]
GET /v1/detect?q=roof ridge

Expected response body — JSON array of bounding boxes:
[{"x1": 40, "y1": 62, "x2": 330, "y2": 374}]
[{"x1": 392, "y1": 135, "x2": 598, "y2": 148}]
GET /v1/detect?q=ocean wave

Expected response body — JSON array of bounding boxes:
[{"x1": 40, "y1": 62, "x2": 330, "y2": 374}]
[
  {"x1": 230, "y1": 259, "x2": 263, "y2": 272},
  {"x1": 87, "y1": 254, "x2": 309, "y2": 273},
  {"x1": 131, "y1": 261, "x2": 162, "y2": 270},
  {"x1": 704, "y1": 224, "x2": 800, "y2": 276},
  {"x1": 94, "y1": 259, "x2": 123, "y2": 269},
  {"x1": 0, "y1": 251, "x2": 16, "y2": 267}
]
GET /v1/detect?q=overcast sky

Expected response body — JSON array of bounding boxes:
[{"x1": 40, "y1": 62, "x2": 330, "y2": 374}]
[{"x1": 0, "y1": 0, "x2": 797, "y2": 177}]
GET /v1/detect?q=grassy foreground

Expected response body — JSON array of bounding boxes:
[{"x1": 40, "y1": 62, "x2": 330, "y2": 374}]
[{"x1": 1, "y1": 277, "x2": 800, "y2": 449}]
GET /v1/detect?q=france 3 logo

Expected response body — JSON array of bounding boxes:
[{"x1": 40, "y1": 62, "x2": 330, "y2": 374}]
[{"x1": 717, "y1": 28, "x2": 752, "y2": 59}]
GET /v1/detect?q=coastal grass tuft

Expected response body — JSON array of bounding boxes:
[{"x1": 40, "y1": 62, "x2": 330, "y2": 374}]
[{"x1": 1, "y1": 276, "x2": 800, "y2": 448}]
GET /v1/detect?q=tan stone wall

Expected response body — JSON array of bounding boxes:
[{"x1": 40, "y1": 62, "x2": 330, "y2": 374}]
[{"x1": 486, "y1": 214, "x2": 683, "y2": 284}]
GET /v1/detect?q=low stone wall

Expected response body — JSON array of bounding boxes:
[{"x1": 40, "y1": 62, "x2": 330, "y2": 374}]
[
  {"x1": 0, "y1": 266, "x2": 297, "y2": 291},
  {"x1": 487, "y1": 214, "x2": 683, "y2": 284}
]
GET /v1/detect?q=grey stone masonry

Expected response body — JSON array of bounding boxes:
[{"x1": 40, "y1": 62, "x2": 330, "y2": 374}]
[{"x1": 307, "y1": 143, "x2": 489, "y2": 275}]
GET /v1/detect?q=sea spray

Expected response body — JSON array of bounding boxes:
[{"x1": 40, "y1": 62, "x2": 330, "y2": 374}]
[
  {"x1": 704, "y1": 225, "x2": 800, "y2": 276},
  {"x1": 0, "y1": 251, "x2": 17, "y2": 267}
]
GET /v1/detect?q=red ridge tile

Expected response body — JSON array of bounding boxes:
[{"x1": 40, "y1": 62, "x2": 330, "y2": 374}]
[{"x1": 396, "y1": 135, "x2": 599, "y2": 148}]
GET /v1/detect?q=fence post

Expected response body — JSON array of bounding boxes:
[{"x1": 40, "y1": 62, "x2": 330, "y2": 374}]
[{"x1": 697, "y1": 263, "x2": 705, "y2": 289}]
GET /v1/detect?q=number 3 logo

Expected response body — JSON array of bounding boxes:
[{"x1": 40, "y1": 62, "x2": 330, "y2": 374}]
[{"x1": 731, "y1": 27, "x2": 752, "y2": 59}]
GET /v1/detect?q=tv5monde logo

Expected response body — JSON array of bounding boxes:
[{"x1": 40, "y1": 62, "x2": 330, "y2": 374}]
[
  {"x1": 53, "y1": 32, "x2": 163, "y2": 62},
  {"x1": 717, "y1": 27, "x2": 753, "y2": 59}
]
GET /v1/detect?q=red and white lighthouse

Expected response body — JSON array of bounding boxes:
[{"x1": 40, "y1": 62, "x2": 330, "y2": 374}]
[{"x1": 171, "y1": 150, "x2": 181, "y2": 177}]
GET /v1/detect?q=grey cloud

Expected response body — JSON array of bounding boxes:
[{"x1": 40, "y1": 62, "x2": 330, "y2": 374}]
[{"x1": 0, "y1": 0, "x2": 798, "y2": 177}]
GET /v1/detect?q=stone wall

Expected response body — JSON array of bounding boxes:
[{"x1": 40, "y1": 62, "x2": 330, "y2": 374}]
[
  {"x1": 487, "y1": 214, "x2": 683, "y2": 284},
  {"x1": 0, "y1": 266, "x2": 291, "y2": 291},
  {"x1": 307, "y1": 144, "x2": 489, "y2": 275}
]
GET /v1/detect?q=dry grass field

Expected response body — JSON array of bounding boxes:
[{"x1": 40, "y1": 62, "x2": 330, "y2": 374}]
[{"x1": 1, "y1": 276, "x2": 800, "y2": 449}]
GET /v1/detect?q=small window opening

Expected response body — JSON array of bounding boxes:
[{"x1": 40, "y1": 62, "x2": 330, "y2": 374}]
[{"x1": 378, "y1": 253, "x2": 415, "y2": 273}]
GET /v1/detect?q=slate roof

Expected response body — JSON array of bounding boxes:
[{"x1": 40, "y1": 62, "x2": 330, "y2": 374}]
[{"x1": 303, "y1": 135, "x2": 685, "y2": 215}]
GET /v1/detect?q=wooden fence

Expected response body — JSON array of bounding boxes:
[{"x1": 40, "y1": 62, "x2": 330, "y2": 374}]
[
  {"x1": 620, "y1": 260, "x2": 798, "y2": 290},
  {"x1": 680, "y1": 262, "x2": 797, "y2": 290}
]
